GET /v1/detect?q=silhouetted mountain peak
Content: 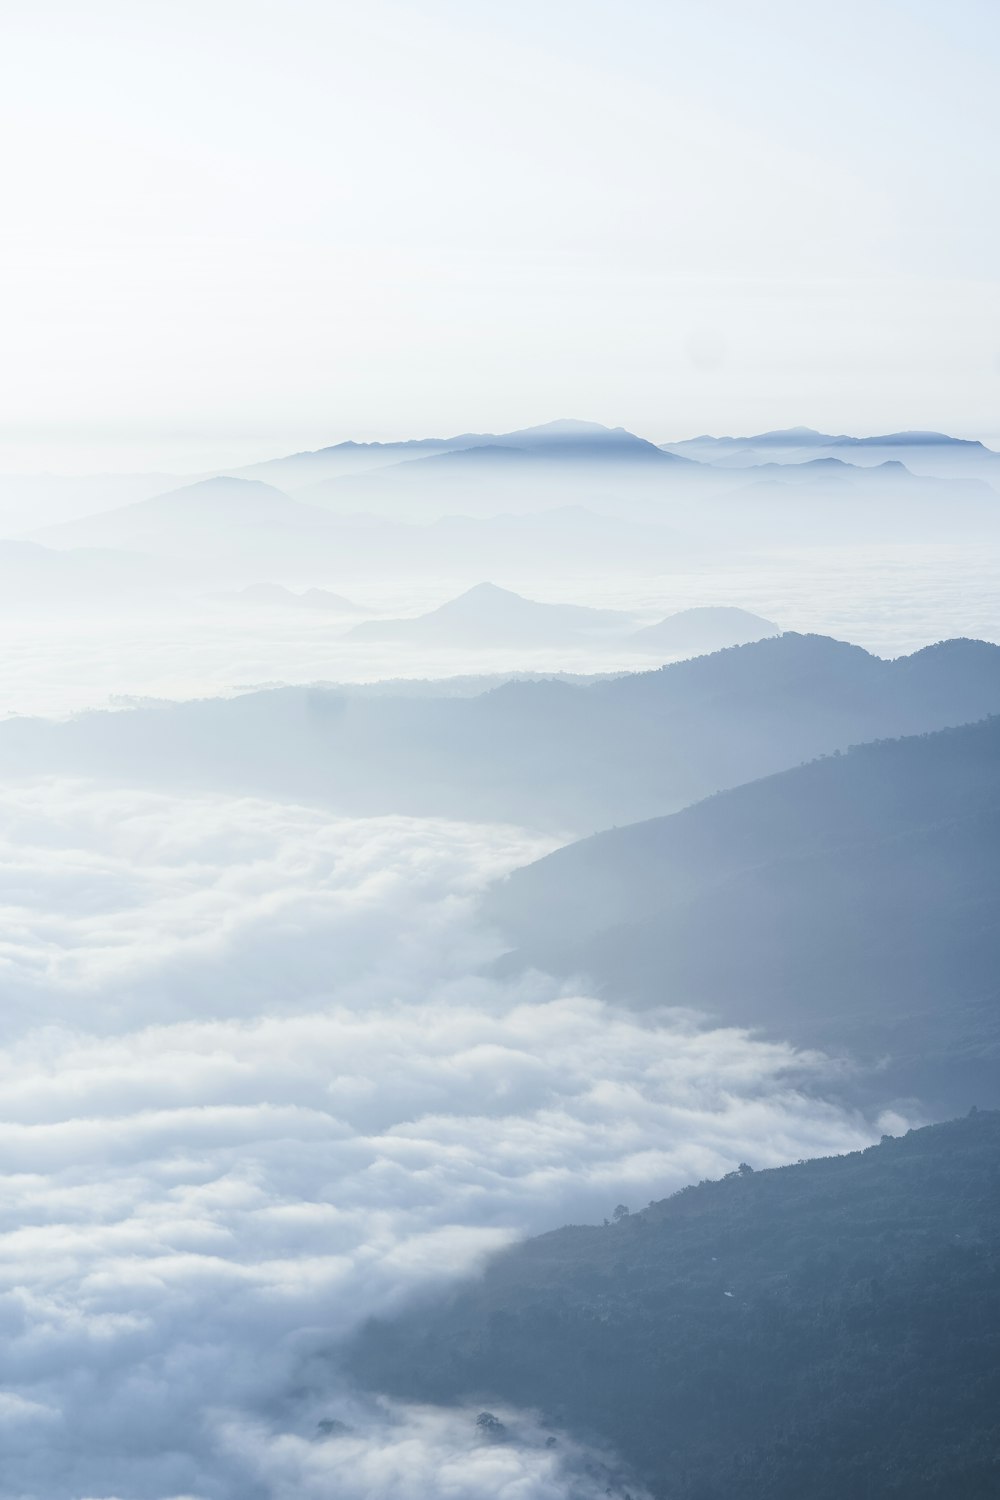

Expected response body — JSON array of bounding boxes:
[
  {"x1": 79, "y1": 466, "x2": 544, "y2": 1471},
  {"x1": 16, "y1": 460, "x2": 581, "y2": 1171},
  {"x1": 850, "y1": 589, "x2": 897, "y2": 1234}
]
[
  {"x1": 167, "y1": 475, "x2": 287, "y2": 502},
  {"x1": 627, "y1": 606, "x2": 780, "y2": 654},
  {"x1": 348, "y1": 582, "x2": 628, "y2": 645},
  {"x1": 749, "y1": 425, "x2": 840, "y2": 443},
  {"x1": 426, "y1": 581, "x2": 544, "y2": 621},
  {"x1": 514, "y1": 418, "x2": 614, "y2": 436},
  {"x1": 480, "y1": 419, "x2": 696, "y2": 464},
  {"x1": 446, "y1": 582, "x2": 521, "y2": 606}
]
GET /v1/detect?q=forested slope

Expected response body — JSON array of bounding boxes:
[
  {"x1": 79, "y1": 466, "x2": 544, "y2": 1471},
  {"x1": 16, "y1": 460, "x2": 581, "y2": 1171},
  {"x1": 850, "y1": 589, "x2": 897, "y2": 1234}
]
[
  {"x1": 349, "y1": 1112, "x2": 1000, "y2": 1500},
  {"x1": 486, "y1": 715, "x2": 1000, "y2": 1109}
]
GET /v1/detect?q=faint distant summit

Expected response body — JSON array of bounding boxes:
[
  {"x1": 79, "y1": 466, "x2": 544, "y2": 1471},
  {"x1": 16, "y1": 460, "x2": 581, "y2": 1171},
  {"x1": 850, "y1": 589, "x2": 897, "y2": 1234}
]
[
  {"x1": 350, "y1": 581, "x2": 628, "y2": 647},
  {"x1": 627, "y1": 605, "x2": 780, "y2": 654}
]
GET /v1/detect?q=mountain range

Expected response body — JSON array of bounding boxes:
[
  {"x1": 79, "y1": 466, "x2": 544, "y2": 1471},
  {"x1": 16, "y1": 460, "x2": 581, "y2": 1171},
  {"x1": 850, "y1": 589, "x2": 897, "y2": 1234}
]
[
  {"x1": 3, "y1": 634, "x2": 1000, "y2": 835},
  {"x1": 238, "y1": 418, "x2": 689, "y2": 495},
  {"x1": 30, "y1": 475, "x2": 331, "y2": 559},
  {"x1": 662, "y1": 426, "x2": 1000, "y2": 482},
  {"x1": 26, "y1": 478, "x2": 699, "y2": 580},
  {"x1": 11, "y1": 421, "x2": 999, "y2": 578},
  {"x1": 348, "y1": 587, "x2": 779, "y2": 654},
  {"x1": 8, "y1": 417, "x2": 998, "y2": 520},
  {"x1": 485, "y1": 707, "x2": 1000, "y2": 1110}
]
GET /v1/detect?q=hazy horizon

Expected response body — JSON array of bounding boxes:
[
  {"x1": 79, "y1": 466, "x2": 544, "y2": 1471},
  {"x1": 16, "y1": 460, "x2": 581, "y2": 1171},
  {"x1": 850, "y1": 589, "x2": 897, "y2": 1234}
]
[
  {"x1": 2, "y1": 4, "x2": 999, "y2": 1497},
  {"x1": 4, "y1": 415, "x2": 1000, "y2": 480},
  {"x1": 2, "y1": 0, "x2": 998, "y2": 473}
]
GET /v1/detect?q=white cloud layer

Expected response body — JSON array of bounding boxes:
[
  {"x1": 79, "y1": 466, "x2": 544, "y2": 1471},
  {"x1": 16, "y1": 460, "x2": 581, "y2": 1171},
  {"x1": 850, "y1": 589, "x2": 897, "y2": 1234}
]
[{"x1": 0, "y1": 779, "x2": 881, "y2": 1498}]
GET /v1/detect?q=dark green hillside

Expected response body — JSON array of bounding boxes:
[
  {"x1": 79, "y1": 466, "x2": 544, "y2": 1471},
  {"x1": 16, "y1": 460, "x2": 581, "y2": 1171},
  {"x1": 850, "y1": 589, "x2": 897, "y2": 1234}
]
[{"x1": 348, "y1": 1112, "x2": 1000, "y2": 1500}]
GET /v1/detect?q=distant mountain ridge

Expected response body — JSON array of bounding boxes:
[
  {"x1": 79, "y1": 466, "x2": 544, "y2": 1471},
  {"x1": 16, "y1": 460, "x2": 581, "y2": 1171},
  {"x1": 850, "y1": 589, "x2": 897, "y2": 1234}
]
[
  {"x1": 6, "y1": 420, "x2": 995, "y2": 539},
  {"x1": 664, "y1": 426, "x2": 993, "y2": 453},
  {"x1": 293, "y1": 421, "x2": 697, "y2": 518},
  {"x1": 25, "y1": 496, "x2": 701, "y2": 580},
  {"x1": 485, "y1": 704, "x2": 1000, "y2": 1108},
  {"x1": 747, "y1": 456, "x2": 912, "y2": 478},
  {"x1": 13, "y1": 421, "x2": 998, "y2": 556},
  {"x1": 239, "y1": 418, "x2": 692, "y2": 499},
  {"x1": 30, "y1": 475, "x2": 330, "y2": 555},
  {"x1": 242, "y1": 419, "x2": 997, "y2": 495},
  {"x1": 349, "y1": 582, "x2": 630, "y2": 647},
  {"x1": 3, "y1": 633, "x2": 1000, "y2": 834},
  {"x1": 661, "y1": 427, "x2": 1000, "y2": 489},
  {"x1": 344, "y1": 585, "x2": 777, "y2": 654}
]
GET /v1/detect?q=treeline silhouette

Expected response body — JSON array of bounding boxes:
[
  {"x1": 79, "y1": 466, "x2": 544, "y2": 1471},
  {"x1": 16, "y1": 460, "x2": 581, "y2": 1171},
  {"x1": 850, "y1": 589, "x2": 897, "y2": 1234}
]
[{"x1": 349, "y1": 1111, "x2": 1000, "y2": 1500}]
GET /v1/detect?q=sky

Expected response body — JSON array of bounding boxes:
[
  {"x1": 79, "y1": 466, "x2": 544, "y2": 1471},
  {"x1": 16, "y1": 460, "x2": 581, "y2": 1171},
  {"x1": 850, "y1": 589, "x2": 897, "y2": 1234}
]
[{"x1": 1, "y1": 0, "x2": 998, "y2": 471}]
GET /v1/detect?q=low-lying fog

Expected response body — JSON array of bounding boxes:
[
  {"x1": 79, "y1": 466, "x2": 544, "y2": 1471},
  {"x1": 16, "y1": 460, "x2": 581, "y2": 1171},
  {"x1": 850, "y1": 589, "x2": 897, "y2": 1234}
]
[
  {"x1": 0, "y1": 776, "x2": 888, "y2": 1498},
  {"x1": 2, "y1": 543, "x2": 999, "y2": 717}
]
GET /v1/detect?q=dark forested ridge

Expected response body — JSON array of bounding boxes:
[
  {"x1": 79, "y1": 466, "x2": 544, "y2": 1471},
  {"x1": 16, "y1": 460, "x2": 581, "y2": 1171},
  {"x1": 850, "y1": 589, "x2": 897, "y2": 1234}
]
[
  {"x1": 348, "y1": 1111, "x2": 1000, "y2": 1500},
  {"x1": 486, "y1": 713, "x2": 1000, "y2": 1111},
  {"x1": 3, "y1": 633, "x2": 1000, "y2": 832}
]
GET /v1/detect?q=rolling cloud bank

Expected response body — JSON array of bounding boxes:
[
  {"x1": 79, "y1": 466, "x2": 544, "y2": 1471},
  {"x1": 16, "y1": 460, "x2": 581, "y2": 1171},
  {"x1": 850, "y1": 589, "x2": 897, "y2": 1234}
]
[{"x1": 0, "y1": 777, "x2": 881, "y2": 1499}]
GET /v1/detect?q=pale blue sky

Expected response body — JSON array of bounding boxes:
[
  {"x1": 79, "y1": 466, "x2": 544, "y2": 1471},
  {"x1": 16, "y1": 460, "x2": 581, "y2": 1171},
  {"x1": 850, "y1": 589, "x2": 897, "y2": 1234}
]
[{"x1": 1, "y1": 0, "x2": 997, "y2": 469}]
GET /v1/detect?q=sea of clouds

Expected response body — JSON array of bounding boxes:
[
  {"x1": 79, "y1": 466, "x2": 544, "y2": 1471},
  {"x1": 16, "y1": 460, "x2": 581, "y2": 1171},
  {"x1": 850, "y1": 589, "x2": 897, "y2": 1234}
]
[{"x1": 0, "y1": 777, "x2": 888, "y2": 1498}]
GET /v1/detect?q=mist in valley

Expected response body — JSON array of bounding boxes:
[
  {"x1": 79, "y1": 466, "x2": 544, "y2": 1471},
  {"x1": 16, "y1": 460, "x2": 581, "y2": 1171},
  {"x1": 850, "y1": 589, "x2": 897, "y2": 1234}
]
[
  {"x1": 2, "y1": 2, "x2": 1000, "y2": 1497},
  {"x1": 2, "y1": 413, "x2": 997, "y2": 1497}
]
